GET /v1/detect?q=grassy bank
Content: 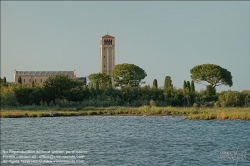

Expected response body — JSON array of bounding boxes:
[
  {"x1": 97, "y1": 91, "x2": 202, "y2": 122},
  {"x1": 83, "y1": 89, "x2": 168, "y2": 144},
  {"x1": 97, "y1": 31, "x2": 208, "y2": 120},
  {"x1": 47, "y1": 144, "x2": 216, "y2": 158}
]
[
  {"x1": 1, "y1": 106, "x2": 250, "y2": 120},
  {"x1": 185, "y1": 107, "x2": 250, "y2": 120}
]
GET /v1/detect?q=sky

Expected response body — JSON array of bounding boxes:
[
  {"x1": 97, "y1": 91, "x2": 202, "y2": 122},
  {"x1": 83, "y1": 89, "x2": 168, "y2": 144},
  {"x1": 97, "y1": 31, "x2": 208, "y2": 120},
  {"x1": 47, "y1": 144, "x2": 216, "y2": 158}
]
[{"x1": 1, "y1": 1, "x2": 250, "y2": 92}]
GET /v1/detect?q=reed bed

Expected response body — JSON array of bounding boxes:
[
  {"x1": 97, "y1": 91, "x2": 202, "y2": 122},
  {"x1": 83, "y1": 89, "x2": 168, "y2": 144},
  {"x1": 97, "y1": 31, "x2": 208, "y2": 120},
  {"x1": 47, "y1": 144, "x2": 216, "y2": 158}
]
[
  {"x1": 1, "y1": 106, "x2": 249, "y2": 120},
  {"x1": 185, "y1": 107, "x2": 250, "y2": 120}
]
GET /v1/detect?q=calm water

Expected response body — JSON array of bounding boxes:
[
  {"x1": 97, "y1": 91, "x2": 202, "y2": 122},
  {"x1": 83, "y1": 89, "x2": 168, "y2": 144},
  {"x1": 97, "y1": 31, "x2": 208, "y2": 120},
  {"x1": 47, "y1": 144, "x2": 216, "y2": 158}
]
[{"x1": 1, "y1": 116, "x2": 249, "y2": 165}]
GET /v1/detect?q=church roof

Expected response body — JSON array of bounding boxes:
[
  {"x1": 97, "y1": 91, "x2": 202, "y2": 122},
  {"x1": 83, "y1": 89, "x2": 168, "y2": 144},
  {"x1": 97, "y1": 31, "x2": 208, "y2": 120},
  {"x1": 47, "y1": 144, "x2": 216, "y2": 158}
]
[
  {"x1": 15, "y1": 71, "x2": 75, "y2": 76},
  {"x1": 101, "y1": 34, "x2": 115, "y2": 38}
]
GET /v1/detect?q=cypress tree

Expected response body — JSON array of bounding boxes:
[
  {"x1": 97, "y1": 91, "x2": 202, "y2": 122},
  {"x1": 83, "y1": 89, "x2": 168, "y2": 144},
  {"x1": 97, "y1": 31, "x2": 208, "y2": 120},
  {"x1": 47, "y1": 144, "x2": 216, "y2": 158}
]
[
  {"x1": 18, "y1": 76, "x2": 22, "y2": 84},
  {"x1": 153, "y1": 79, "x2": 158, "y2": 89},
  {"x1": 191, "y1": 80, "x2": 195, "y2": 92},
  {"x1": 3, "y1": 77, "x2": 7, "y2": 84},
  {"x1": 32, "y1": 80, "x2": 35, "y2": 87},
  {"x1": 164, "y1": 76, "x2": 172, "y2": 90},
  {"x1": 186, "y1": 81, "x2": 191, "y2": 91},
  {"x1": 183, "y1": 80, "x2": 187, "y2": 90}
]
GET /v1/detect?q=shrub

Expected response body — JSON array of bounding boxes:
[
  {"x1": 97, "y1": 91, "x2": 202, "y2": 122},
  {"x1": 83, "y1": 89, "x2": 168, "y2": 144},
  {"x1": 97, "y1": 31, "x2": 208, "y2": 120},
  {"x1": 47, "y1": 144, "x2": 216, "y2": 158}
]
[
  {"x1": 218, "y1": 91, "x2": 244, "y2": 107},
  {"x1": 1, "y1": 86, "x2": 19, "y2": 106},
  {"x1": 214, "y1": 101, "x2": 221, "y2": 108},
  {"x1": 139, "y1": 105, "x2": 150, "y2": 114},
  {"x1": 150, "y1": 100, "x2": 156, "y2": 107},
  {"x1": 193, "y1": 103, "x2": 198, "y2": 107}
]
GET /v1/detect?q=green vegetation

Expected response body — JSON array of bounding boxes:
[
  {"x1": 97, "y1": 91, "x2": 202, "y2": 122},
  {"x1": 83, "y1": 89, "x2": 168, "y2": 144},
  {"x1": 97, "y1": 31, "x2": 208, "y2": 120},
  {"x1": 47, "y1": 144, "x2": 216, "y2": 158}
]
[
  {"x1": 186, "y1": 81, "x2": 191, "y2": 91},
  {"x1": 18, "y1": 76, "x2": 22, "y2": 84},
  {"x1": 43, "y1": 74, "x2": 84, "y2": 102},
  {"x1": 1, "y1": 74, "x2": 249, "y2": 108},
  {"x1": 1, "y1": 106, "x2": 249, "y2": 120},
  {"x1": 183, "y1": 80, "x2": 187, "y2": 90},
  {"x1": 88, "y1": 73, "x2": 111, "y2": 89},
  {"x1": 152, "y1": 79, "x2": 158, "y2": 89},
  {"x1": 0, "y1": 63, "x2": 249, "y2": 120},
  {"x1": 190, "y1": 64, "x2": 233, "y2": 88},
  {"x1": 3, "y1": 77, "x2": 7, "y2": 85},
  {"x1": 185, "y1": 107, "x2": 250, "y2": 120},
  {"x1": 112, "y1": 63, "x2": 147, "y2": 87},
  {"x1": 164, "y1": 76, "x2": 173, "y2": 90},
  {"x1": 191, "y1": 80, "x2": 195, "y2": 92}
]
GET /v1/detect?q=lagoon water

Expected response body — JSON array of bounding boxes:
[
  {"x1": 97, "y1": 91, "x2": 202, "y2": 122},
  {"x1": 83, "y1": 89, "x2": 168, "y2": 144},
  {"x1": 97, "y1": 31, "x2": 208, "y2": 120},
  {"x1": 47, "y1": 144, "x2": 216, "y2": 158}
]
[{"x1": 1, "y1": 116, "x2": 249, "y2": 165}]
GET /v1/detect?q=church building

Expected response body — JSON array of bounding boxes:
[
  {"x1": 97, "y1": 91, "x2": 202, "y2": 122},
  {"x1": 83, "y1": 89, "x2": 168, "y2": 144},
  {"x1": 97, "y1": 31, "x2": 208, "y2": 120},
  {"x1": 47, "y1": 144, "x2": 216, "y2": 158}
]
[{"x1": 14, "y1": 70, "x2": 76, "y2": 85}]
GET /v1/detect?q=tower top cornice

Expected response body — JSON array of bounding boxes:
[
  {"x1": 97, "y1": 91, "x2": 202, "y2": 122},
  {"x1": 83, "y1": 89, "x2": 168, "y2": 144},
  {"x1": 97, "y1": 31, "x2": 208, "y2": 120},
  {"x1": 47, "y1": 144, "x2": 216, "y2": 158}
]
[{"x1": 101, "y1": 34, "x2": 115, "y2": 38}]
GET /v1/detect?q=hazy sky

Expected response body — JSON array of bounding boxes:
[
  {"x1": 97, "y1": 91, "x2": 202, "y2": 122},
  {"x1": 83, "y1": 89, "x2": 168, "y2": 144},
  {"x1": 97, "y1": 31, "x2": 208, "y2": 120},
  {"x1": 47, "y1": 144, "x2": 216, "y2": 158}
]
[{"x1": 1, "y1": 1, "x2": 250, "y2": 91}]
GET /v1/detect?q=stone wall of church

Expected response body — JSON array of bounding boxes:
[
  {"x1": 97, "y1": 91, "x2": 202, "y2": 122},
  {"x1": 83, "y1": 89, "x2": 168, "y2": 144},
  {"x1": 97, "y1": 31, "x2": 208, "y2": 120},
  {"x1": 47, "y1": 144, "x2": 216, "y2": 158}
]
[{"x1": 14, "y1": 75, "x2": 49, "y2": 85}]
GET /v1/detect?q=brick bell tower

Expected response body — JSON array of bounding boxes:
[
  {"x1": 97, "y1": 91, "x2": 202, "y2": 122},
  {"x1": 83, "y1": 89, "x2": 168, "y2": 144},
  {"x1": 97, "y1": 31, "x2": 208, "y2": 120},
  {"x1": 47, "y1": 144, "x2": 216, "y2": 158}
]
[{"x1": 100, "y1": 34, "x2": 115, "y2": 75}]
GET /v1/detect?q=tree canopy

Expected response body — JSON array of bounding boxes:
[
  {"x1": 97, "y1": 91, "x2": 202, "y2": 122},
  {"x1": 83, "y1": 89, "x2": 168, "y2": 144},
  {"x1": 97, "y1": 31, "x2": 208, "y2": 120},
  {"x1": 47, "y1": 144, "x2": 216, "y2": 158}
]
[
  {"x1": 152, "y1": 79, "x2": 158, "y2": 89},
  {"x1": 18, "y1": 76, "x2": 22, "y2": 84},
  {"x1": 164, "y1": 76, "x2": 173, "y2": 90},
  {"x1": 190, "y1": 64, "x2": 233, "y2": 88},
  {"x1": 88, "y1": 73, "x2": 111, "y2": 89},
  {"x1": 183, "y1": 80, "x2": 187, "y2": 89},
  {"x1": 43, "y1": 74, "x2": 83, "y2": 101},
  {"x1": 191, "y1": 80, "x2": 195, "y2": 92},
  {"x1": 112, "y1": 63, "x2": 147, "y2": 87},
  {"x1": 186, "y1": 81, "x2": 191, "y2": 91}
]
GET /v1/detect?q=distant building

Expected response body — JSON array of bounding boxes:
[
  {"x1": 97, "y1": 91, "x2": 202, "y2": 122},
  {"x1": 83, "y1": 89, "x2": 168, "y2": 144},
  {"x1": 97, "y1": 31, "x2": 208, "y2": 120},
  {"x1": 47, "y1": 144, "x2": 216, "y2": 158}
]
[
  {"x1": 14, "y1": 70, "x2": 76, "y2": 85},
  {"x1": 76, "y1": 77, "x2": 87, "y2": 86},
  {"x1": 100, "y1": 34, "x2": 115, "y2": 75}
]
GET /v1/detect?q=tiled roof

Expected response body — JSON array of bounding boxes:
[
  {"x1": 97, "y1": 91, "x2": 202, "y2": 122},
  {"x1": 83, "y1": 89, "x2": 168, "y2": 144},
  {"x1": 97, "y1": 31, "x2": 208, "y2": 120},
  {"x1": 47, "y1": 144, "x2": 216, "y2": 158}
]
[
  {"x1": 101, "y1": 34, "x2": 115, "y2": 38},
  {"x1": 15, "y1": 71, "x2": 75, "y2": 76}
]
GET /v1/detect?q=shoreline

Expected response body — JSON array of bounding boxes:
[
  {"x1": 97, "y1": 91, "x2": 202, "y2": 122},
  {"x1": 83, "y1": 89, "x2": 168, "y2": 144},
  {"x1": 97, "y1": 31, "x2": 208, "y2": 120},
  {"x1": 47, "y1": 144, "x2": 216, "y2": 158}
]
[{"x1": 1, "y1": 106, "x2": 250, "y2": 120}]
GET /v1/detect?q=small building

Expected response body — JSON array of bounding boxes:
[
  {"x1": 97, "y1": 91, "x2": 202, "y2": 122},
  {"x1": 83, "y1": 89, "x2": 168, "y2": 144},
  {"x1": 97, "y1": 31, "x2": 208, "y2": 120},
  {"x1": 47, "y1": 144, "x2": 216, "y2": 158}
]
[{"x1": 14, "y1": 70, "x2": 76, "y2": 85}]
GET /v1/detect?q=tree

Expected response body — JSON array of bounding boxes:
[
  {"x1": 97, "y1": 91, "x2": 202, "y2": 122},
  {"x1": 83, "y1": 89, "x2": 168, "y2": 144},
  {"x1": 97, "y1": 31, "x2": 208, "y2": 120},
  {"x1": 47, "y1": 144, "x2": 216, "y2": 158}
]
[
  {"x1": 43, "y1": 74, "x2": 83, "y2": 102},
  {"x1": 1, "y1": 84, "x2": 19, "y2": 106},
  {"x1": 18, "y1": 76, "x2": 22, "y2": 84},
  {"x1": 32, "y1": 80, "x2": 35, "y2": 87},
  {"x1": 152, "y1": 79, "x2": 158, "y2": 89},
  {"x1": 14, "y1": 86, "x2": 34, "y2": 105},
  {"x1": 112, "y1": 63, "x2": 147, "y2": 87},
  {"x1": 88, "y1": 73, "x2": 111, "y2": 89},
  {"x1": 186, "y1": 81, "x2": 191, "y2": 91},
  {"x1": 218, "y1": 90, "x2": 244, "y2": 107},
  {"x1": 164, "y1": 76, "x2": 173, "y2": 90},
  {"x1": 3, "y1": 77, "x2": 7, "y2": 84},
  {"x1": 190, "y1": 64, "x2": 233, "y2": 88},
  {"x1": 191, "y1": 80, "x2": 195, "y2": 92},
  {"x1": 206, "y1": 85, "x2": 216, "y2": 98},
  {"x1": 183, "y1": 80, "x2": 187, "y2": 90},
  {"x1": 1, "y1": 77, "x2": 8, "y2": 87}
]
